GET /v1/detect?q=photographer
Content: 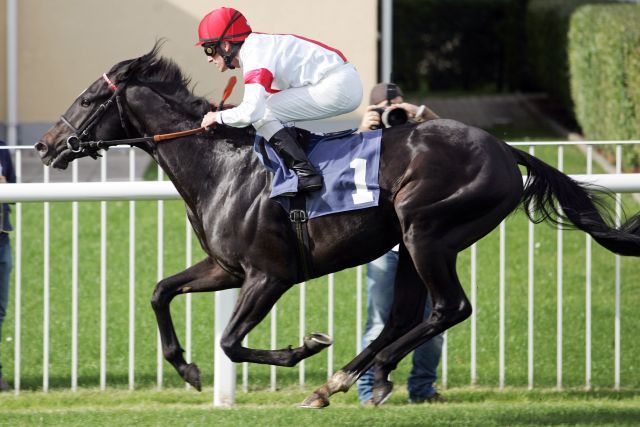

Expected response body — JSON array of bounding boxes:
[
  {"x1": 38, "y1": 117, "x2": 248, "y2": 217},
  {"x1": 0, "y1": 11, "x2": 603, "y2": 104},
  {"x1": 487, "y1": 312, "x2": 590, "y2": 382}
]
[
  {"x1": 358, "y1": 82, "x2": 439, "y2": 132},
  {"x1": 0, "y1": 140, "x2": 15, "y2": 393},
  {"x1": 357, "y1": 83, "x2": 444, "y2": 406}
]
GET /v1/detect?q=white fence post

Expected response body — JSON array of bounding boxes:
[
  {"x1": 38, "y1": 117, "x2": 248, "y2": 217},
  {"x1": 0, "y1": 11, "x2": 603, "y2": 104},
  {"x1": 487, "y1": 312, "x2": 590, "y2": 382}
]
[
  {"x1": 556, "y1": 146, "x2": 564, "y2": 391},
  {"x1": 42, "y1": 165, "x2": 50, "y2": 392},
  {"x1": 214, "y1": 289, "x2": 237, "y2": 407},
  {"x1": 128, "y1": 148, "x2": 136, "y2": 390}
]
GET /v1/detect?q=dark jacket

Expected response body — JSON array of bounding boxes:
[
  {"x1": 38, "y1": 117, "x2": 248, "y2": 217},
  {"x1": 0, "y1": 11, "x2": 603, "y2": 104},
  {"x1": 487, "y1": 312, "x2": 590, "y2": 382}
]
[{"x1": 0, "y1": 141, "x2": 16, "y2": 244}]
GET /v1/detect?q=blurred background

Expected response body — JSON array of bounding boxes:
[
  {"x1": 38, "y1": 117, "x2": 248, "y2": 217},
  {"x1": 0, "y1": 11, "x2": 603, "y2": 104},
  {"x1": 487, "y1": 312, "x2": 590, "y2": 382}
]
[
  {"x1": 387, "y1": 0, "x2": 640, "y2": 171},
  {"x1": 0, "y1": 0, "x2": 378, "y2": 145},
  {"x1": 1, "y1": 0, "x2": 639, "y2": 167}
]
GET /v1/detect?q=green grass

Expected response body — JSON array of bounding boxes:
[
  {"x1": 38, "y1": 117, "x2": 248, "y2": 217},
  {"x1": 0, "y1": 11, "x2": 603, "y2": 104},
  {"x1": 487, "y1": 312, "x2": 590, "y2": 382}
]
[
  {"x1": 1, "y1": 144, "x2": 639, "y2": 404},
  {"x1": 0, "y1": 388, "x2": 639, "y2": 426}
]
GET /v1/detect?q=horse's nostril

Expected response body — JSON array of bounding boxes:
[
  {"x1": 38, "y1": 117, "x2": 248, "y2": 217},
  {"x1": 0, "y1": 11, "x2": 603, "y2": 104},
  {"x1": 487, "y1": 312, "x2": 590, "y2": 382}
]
[{"x1": 34, "y1": 141, "x2": 48, "y2": 153}]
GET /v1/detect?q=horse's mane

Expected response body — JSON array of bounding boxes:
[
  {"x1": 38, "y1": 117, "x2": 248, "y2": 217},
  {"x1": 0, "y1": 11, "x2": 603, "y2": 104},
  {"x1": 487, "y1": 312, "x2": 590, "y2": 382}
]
[
  {"x1": 108, "y1": 40, "x2": 212, "y2": 120},
  {"x1": 107, "y1": 41, "x2": 255, "y2": 144}
]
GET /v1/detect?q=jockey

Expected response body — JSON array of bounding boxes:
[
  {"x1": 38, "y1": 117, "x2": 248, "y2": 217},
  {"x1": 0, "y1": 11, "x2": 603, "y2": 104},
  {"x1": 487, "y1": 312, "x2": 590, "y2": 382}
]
[{"x1": 197, "y1": 7, "x2": 363, "y2": 194}]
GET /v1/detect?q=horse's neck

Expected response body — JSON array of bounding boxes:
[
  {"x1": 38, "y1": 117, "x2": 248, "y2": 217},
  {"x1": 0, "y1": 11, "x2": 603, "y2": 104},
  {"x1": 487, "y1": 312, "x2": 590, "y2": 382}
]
[
  {"x1": 127, "y1": 87, "x2": 260, "y2": 213},
  {"x1": 152, "y1": 131, "x2": 259, "y2": 213}
]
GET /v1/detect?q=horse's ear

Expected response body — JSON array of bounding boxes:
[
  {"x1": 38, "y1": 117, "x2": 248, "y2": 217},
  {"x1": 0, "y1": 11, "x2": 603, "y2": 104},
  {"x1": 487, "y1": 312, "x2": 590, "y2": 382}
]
[
  {"x1": 106, "y1": 57, "x2": 137, "y2": 85},
  {"x1": 119, "y1": 58, "x2": 141, "y2": 83},
  {"x1": 109, "y1": 41, "x2": 164, "y2": 84}
]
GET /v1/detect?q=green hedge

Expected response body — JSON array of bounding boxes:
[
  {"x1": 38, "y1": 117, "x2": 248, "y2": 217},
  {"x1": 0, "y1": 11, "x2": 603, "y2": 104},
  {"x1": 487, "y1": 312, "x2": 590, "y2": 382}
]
[
  {"x1": 526, "y1": 0, "x2": 614, "y2": 111},
  {"x1": 393, "y1": 0, "x2": 527, "y2": 94},
  {"x1": 569, "y1": 4, "x2": 640, "y2": 169}
]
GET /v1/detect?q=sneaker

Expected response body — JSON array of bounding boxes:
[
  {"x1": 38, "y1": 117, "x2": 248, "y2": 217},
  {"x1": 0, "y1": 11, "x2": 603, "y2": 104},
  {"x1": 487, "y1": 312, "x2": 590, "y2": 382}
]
[
  {"x1": 409, "y1": 392, "x2": 445, "y2": 404},
  {"x1": 0, "y1": 378, "x2": 11, "y2": 392}
]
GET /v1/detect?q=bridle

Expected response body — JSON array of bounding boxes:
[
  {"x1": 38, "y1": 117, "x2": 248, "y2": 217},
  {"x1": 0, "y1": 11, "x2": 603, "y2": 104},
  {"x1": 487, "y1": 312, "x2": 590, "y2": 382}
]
[
  {"x1": 60, "y1": 73, "x2": 133, "y2": 155},
  {"x1": 58, "y1": 72, "x2": 239, "y2": 155}
]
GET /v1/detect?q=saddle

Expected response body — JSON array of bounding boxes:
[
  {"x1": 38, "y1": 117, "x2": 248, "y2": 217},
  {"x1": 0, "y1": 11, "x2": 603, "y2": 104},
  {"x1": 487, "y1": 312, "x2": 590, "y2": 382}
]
[{"x1": 253, "y1": 127, "x2": 383, "y2": 219}]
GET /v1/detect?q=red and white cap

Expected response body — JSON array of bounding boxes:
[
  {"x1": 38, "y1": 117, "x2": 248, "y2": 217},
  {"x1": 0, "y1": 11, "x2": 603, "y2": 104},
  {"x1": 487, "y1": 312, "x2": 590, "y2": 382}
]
[{"x1": 196, "y1": 7, "x2": 252, "y2": 46}]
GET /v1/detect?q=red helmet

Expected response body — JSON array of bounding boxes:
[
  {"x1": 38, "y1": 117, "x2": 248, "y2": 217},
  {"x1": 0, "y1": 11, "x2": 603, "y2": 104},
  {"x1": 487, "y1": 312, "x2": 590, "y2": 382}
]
[{"x1": 196, "y1": 7, "x2": 252, "y2": 46}]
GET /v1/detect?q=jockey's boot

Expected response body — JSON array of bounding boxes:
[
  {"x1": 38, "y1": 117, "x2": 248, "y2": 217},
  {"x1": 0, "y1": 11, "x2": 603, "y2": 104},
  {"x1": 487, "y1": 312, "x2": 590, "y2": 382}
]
[{"x1": 268, "y1": 128, "x2": 323, "y2": 193}]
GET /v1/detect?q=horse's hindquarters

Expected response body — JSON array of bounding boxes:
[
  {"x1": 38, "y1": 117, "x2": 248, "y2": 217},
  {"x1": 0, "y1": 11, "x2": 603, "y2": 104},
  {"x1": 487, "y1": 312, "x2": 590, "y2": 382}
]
[{"x1": 391, "y1": 120, "x2": 523, "y2": 250}]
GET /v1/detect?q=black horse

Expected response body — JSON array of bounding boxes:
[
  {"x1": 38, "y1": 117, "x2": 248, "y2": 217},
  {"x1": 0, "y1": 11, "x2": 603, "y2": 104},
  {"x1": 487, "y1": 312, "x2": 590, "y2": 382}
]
[{"x1": 35, "y1": 45, "x2": 640, "y2": 407}]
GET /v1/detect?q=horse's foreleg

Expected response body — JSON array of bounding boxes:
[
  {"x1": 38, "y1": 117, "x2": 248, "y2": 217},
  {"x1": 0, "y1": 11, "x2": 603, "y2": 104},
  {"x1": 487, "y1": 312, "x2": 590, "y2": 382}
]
[
  {"x1": 151, "y1": 258, "x2": 242, "y2": 390},
  {"x1": 302, "y1": 245, "x2": 426, "y2": 408},
  {"x1": 219, "y1": 275, "x2": 332, "y2": 367}
]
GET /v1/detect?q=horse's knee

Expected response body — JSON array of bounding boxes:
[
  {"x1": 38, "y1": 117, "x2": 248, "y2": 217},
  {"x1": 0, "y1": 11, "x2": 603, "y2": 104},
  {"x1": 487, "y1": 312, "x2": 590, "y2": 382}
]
[
  {"x1": 150, "y1": 289, "x2": 163, "y2": 311},
  {"x1": 220, "y1": 335, "x2": 242, "y2": 363},
  {"x1": 150, "y1": 280, "x2": 173, "y2": 311}
]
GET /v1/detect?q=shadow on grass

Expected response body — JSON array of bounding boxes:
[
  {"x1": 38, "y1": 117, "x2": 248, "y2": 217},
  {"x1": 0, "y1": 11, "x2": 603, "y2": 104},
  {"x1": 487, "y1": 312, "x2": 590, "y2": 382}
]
[
  {"x1": 492, "y1": 407, "x2": 640, "y2": 426},
  {"x1": 15, "y1": 373, "x2": 175, "y2": 391}
]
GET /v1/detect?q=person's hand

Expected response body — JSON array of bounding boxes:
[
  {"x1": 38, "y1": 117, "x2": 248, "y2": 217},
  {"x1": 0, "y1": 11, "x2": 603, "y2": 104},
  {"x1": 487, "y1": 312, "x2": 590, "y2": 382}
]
[
  {"x1": 0, "y1": 176, "x2": 6, "y2": 184},
  {"x1": 396, "y1": 102, "x2": 440, "y2": 121},
  {"x1": 201, "y1": 112, "x2": 218, "y2": 129},
  {"x1": 358, "y1": 105, "x2": 383, "y2": 131}
]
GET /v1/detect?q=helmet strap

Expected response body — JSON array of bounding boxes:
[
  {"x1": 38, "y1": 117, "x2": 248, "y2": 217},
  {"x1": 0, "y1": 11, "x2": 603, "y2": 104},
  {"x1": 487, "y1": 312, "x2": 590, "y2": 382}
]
[{"x1": 222, "y1": 43, "x2": 243, "y2": 69}]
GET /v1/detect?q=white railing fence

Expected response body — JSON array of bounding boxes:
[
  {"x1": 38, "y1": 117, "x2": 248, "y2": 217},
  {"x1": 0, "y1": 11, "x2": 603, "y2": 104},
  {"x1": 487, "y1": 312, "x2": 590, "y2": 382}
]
[{"x1": 0, "y1": 142, "x2": 638, "y2": 405}]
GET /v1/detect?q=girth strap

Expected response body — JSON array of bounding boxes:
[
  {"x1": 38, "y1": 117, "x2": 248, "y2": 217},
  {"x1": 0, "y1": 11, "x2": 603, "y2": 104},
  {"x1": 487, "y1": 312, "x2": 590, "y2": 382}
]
[{"x1": 290, "y1": 194, "x2": 314, "y2": 281}]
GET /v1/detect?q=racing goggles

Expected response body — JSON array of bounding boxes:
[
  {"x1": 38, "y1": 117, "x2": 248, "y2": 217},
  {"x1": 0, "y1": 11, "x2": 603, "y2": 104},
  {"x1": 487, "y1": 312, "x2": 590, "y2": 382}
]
[{"x1": 202, "y1": 43, "x2": 220, "y2": 57}]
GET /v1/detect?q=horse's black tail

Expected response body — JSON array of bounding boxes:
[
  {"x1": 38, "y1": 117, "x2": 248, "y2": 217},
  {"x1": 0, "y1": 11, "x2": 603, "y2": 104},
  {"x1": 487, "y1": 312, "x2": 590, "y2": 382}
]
[{"x1": 509, "y1": 146, "x2": 640, "y2": 256}]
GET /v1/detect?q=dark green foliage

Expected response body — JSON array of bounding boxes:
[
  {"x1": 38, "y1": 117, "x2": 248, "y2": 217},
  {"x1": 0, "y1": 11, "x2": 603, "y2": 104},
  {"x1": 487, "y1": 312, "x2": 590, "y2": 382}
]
[
  {"x1": 569, "y1": 4, "x2": 640, "y2": 169},
  {"x1": 392, "y1": 0, "x2": 528, "y2": 94},
  {"x1": 525, "y1": 0, "x2": 615, "y2": 111}
]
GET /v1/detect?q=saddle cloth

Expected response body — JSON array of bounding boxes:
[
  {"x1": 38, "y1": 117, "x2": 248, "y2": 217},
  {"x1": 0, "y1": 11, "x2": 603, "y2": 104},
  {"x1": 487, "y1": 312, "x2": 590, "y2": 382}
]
[{"x1": 254, "y1": 128, "x2": 382, "y2": 219}]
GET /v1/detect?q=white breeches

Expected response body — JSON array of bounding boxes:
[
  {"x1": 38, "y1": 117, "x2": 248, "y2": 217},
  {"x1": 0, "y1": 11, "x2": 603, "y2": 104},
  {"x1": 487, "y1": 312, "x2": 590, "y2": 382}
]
[{"x1": 253, "y1": 63, "x2": 363, "y2": 140}]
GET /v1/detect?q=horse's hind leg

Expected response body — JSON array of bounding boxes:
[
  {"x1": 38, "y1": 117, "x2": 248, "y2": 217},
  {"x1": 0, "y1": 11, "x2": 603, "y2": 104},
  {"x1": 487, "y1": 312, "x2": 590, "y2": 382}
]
[
  {"x1": 369, "y1": 244, "x2": 469, "y2": 404},
  {"x1": 368, "y1": 183, "x2": 520, "y2": 404},
  {"x1": 301, "y1": 245, "x2": 427, "y2": 408},
  {"x1": 151, "y1": 257, "x2": 242, "y2": 390}
]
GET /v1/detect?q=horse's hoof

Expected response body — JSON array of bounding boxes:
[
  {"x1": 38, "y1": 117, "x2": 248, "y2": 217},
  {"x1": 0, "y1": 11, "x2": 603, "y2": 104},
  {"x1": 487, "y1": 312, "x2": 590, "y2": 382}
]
[
  {"x1": 303, "y1": 332, "x2": 333, "y2": 354},
  {"x1": 300, "y1": 392, "x2": 330, "y2": 409},
  {"x1": 372, "y1": 381, "x2": 393, "y2": 406},
  {"x1": 184, "y1": 363, "x2": 202, "y2": 391}
]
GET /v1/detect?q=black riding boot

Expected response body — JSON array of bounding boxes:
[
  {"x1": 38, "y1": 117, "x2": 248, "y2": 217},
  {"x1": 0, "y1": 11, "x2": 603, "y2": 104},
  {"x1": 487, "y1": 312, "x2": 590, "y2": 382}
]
[{"x1": 268, "y1": 128, "x2": 322, "y2": 193}]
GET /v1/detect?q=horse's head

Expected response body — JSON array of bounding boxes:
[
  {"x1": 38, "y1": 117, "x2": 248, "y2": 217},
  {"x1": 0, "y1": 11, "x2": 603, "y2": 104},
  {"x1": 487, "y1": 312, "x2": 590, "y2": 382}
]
[
  {"x1": 35, "y1": 41, "x2": 210, "y2": 169},
  {"x1": 34, "y1": 64, "x2": 135, "y2": 169},
  {"x1": 35, "y1": 42, "x2": 253, "y2": 172}
]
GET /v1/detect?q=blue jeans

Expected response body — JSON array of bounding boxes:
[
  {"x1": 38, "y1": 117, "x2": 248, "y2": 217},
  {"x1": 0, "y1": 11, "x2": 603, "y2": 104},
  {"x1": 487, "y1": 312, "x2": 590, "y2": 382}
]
[
  {"x1": 357, "y1": 250, "x2": 443, "y2": 402},
  {"x1": 0, "y1": 238, "x2": 12, "y2": 379}
]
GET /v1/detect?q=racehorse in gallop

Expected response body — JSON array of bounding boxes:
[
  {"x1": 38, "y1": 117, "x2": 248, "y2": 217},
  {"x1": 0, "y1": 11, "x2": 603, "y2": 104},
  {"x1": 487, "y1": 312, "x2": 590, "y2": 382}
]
[{"x1": 35, "y1": 44, "x2": 640, "y2": 407}]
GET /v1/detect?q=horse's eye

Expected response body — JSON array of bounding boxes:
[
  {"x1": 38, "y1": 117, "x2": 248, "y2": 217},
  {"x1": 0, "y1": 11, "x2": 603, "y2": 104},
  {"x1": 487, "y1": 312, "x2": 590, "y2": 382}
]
[{"x1": 80, "y1": 98, "x2": 91, "y2": 107}]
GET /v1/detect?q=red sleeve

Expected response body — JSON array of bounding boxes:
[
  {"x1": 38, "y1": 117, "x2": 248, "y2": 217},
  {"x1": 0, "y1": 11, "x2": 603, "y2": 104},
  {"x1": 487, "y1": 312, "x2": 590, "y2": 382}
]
[{"x1": 244, "y1": 68, "x2": 280, "y2": 94}]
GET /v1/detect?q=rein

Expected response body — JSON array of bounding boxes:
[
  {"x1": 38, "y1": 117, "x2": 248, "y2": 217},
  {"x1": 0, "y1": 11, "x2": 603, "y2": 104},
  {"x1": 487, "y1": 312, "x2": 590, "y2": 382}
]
[
  {"x1": 78, "y1": 127, "x2": 208, "y2": 151},
  {"x1": 63, "y1": 74, "x2": 237, "y2": 153}
]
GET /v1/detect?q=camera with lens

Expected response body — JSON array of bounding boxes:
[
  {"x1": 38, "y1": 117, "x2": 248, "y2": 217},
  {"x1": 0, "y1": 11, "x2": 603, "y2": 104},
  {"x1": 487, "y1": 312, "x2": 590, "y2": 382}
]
[{"x1": 370, "y1": 106, "x2": 408, "y2": 129}]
